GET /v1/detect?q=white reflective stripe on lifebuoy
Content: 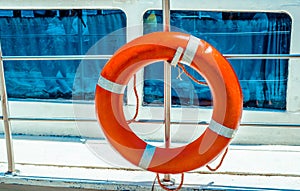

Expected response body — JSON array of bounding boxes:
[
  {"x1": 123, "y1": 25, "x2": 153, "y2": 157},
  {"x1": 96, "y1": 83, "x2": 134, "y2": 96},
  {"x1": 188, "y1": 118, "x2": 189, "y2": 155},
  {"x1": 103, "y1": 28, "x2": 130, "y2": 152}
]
[
  {"x1": 171, "y1": 47, "x2": 184, "y2": 67},
  {"x1": 181, "y1": 35, "x2": 200, "y2": 66},
  {"x1": 209, "y1": 119, "x2": 236, "y2": 139},
  {"x1": 138, "y1": 144, "x2": 156, "y2": 169},
  {"x1": 97, "y1": 75, "x2": 126, "y2": 94}
]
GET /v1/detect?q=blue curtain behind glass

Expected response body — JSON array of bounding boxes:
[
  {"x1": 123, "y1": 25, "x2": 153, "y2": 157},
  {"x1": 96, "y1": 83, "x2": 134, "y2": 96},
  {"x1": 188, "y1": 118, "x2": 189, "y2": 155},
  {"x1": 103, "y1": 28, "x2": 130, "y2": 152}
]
[
  {"x1": 143, "y1": 11, "x2": 291, "y2": 110},
  {"x1": 0, "y1": 10, "x2": 291, "y2": 110},
  {"x1": 0, "y1": 10, "x2": 126, "y2": 100}
]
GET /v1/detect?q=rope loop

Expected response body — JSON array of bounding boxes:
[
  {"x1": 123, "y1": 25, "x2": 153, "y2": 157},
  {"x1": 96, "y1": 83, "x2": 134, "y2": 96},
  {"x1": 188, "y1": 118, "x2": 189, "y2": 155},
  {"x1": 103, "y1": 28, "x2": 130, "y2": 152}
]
[
  {"x1": 126, "y1": 74, "x2": 139, "y2": 124},
  {"x1": 206, "y1": 147, "x2": 229, "y2": 171},
  {"x1": 178, "y1": 63, "x2": 208, "y2": 86},
  {"x1": 156, "y1": 173, "x2": 184, "y2": 191}
]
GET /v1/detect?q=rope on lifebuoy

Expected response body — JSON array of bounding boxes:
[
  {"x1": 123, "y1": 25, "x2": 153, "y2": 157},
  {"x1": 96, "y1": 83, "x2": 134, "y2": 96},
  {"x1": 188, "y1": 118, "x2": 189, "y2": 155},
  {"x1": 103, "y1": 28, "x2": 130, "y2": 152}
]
[
  {"x1": 95, "y1": 31, "x2": 243, "y2": 174},
  {"x1": 126, "y1": 74, "x2": 139, "y2": 124},
  {"x1": 206, "y1": 147, "x2": 229, "y2": 171},
  {"x1": 156, "y1": 173, "x2": 184, "y2": 191}
]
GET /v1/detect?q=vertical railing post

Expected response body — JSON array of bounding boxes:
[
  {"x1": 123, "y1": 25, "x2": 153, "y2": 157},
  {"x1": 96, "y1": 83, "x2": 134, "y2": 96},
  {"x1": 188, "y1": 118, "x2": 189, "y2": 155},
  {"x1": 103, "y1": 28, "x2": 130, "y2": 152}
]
[
  {"x1": 78, "y1": 11, "x2": 84, "y2": 99},
  {"x1": 0, "y1": 42, "x2": 15, "y2": 174},
  {"x1": 163, "y1": 0, "x2": 171, "y2": 182}
]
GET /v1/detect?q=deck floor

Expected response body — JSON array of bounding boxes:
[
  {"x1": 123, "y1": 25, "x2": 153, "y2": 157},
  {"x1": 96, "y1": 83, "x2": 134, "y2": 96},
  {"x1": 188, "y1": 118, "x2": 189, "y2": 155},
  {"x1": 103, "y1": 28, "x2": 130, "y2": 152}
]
[{"x1": 0, "y1": 136, "x2": 300, "y2": 190}]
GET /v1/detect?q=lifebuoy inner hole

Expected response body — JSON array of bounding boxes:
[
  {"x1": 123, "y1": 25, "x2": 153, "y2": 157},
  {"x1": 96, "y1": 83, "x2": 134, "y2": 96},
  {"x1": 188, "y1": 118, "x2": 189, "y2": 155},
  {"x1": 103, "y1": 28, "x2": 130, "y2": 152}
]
[{"x1": 122, "y1": 61, "x2": 213, "y2": 148}]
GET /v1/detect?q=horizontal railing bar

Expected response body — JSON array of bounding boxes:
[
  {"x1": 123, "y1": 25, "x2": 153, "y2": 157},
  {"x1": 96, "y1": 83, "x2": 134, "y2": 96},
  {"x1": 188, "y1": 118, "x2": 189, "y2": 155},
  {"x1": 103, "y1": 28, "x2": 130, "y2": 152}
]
[
  {"x1": 136, "y1": 119, "x2": 300, "y2": 127},
  {"x1": 1, "y1": 54, "x2": 300, "y2": 61},
  {"x1": 2, "y1": 117, "x2": 300, "y2": 127},
  {"x1": 6, "y1": 117, "x2": 96, "y2": 122},
  {"x1": 1, "y1": 55, "x2": 112, "y2": 61},
  {"x1": 194, "y1": 30, "x2": 290, "y2": 36},
  {"x1": 224, "y1": 54, "x2": 300, "y2": 59}
]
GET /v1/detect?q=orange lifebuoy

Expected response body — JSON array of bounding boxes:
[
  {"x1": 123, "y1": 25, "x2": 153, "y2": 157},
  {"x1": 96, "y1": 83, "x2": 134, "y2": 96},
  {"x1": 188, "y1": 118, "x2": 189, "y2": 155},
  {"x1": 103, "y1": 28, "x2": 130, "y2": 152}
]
[{"x1": 95, "y1": 32, "x2": 243, "y2": 174}]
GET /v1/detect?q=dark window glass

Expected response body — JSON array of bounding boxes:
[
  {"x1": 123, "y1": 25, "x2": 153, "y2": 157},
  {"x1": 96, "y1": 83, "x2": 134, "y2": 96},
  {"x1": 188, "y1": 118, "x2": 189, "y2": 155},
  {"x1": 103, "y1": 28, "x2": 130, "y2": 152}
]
[
  {"x1": 143, "y1": 11, "x2": 291, "y2": 110},
  {"x1": 0, "y1": 9, "x2": 126, "y2": 100}
]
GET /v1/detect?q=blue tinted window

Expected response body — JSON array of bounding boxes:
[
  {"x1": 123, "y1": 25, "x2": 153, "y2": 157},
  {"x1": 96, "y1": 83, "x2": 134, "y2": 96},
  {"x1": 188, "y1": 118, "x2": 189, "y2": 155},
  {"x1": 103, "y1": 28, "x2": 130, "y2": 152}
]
[
  {"x1": 0, "y1": 10, "x2": 126, "y2": 100},
  {"x1": 143, "y1": 11, "x2": 291, "y2": 110}
]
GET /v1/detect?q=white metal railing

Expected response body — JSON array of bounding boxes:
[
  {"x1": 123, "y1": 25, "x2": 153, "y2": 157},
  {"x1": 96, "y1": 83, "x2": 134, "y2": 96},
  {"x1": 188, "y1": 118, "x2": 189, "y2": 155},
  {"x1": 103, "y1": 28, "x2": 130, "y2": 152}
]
[
  {"x1": 1, "y1": 55, "x2": 112, "y2": 61},
  {"x1": 3, "y1": 116, "x2": 300, "y2": 127},
  {"x1": 2, "y1": 54, "x2": 300, "y2": 61},
  {"x1": 1, "y1": 47, "x2": 300, "y2": 174},
  {"x1": 0, "y1": 43, "x2": 15, "y2": 173}
]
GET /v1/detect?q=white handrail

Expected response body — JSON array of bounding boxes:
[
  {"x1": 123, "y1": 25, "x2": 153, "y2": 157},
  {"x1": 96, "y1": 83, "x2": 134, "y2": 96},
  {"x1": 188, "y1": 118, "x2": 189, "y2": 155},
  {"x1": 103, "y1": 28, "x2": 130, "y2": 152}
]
[
  {"x1": 1, "y1": 54, "x2": 300, "y2": 61},
  {"x1": 0, "y1": 43, "x2": 15, "y2": 174}
]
